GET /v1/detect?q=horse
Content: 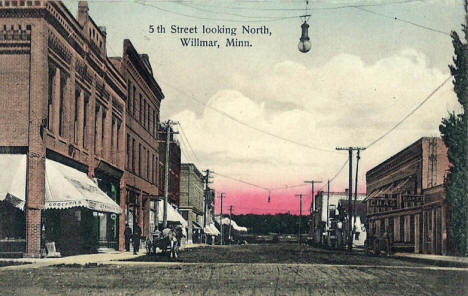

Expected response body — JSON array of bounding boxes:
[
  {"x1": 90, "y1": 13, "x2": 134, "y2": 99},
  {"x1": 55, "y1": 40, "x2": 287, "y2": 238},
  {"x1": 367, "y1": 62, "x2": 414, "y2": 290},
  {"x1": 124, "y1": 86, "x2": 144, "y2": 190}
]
[{"x1": 146, "y1": 225, "x2": 185, "y2": 259}]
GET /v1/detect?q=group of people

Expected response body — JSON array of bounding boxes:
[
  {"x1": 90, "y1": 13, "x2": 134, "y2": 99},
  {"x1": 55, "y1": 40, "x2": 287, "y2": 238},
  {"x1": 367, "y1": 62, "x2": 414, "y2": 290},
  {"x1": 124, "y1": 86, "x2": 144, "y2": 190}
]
[
  {"x1": 124, "y1": 223, "x2": 185, "y2": 256},
  {"x1": 124, "y1": 223, "x2": 142, "y2": 255}
]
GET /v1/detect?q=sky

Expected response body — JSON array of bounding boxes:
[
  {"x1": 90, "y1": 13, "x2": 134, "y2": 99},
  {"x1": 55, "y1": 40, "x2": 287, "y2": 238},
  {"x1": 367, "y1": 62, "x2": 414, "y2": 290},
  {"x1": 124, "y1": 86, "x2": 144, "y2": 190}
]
[{"x1": 64, "y1": 0, "x2": 465, "y2": 215}]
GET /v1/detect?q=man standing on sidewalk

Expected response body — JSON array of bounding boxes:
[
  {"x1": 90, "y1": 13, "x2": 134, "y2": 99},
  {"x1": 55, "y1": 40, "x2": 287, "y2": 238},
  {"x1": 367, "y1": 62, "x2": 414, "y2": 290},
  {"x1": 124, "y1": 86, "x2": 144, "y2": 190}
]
[
  {"x1": 133, "y1": 223, "x2": 142, "y2": 255},
  {"x1": 124, "y1": 224, "x2": 132, "y2": 252}
]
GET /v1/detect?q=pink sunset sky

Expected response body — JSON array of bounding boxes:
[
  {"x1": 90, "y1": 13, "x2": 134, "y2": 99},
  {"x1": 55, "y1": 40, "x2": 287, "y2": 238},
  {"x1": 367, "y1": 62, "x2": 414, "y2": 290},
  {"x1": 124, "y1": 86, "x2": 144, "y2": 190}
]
[{"x1": 212, "y1": 181, "x2": 368, "y2": 215}]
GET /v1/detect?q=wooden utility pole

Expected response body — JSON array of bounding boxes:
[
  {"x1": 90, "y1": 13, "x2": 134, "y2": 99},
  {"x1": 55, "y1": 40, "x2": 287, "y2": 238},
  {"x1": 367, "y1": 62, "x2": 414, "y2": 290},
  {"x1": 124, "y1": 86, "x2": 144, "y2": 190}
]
[
  {"x1": 353, "y1": 150, "x2": 362, "y2": 239},
  {"x1": 219, "y1": 193, "x2": 226, "y2": 245},
  {"x1": 295, "y1": 194, "x2": 304, "y2": 243},
  {"x1": 304, "y1": 180, "x2": 322, "y2": 242},
  {"x1": 304, "y1": 180, "x2": 322, "y2": 213},
  {"x1": 229, "y1": 205, "x2": 233, "y2": 243},
  {"x1": 162, "y1": 120, "x2": 178, "y2": 229},
  {"x1": 202, "y1": 169, "x2": 213, "y2": 244},
  {"x1": 202, "y1": 169, "x2": 213, "y2": 228},
  {"x1": 336, "y1": 147, "x2": 366, "y2": 251},
  {"x1": 327, "y1": 180, "x2": 330, "y2": 229}
]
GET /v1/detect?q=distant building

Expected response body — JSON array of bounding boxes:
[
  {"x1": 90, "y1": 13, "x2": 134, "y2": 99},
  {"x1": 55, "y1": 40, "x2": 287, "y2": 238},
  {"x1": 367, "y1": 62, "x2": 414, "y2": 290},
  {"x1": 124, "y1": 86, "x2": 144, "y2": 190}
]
[
  {"x1": 366, "y1": 137, "x2": 450, "y2": 254},
  {"x1": 338, "y1": 199, "x2": 367, "y2": 247},
  {"x1": 312, "y1": 190, "x2": 366, "y2": 247},
  {"x1": 179, "y1": 163, "x2": 204, "y2": 243}
]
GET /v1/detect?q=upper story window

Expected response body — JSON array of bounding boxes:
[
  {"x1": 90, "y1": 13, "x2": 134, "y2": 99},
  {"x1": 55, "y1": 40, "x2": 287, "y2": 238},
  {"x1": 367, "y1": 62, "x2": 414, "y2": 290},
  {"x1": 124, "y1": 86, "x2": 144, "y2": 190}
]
[
  {"x1": 132, "y1": 86, "x2": 137, "y2": 116},
  {"x1": 58, "y1": 75, "x2": 67, "y2": 137},
  {"x1": 127, "y1": 81, "x2": 132, "y2": 113},
  {"x1": 47, "y1": 66, "x2": 55, "y2": 130},
  {"x1": 139, "y1": 94, "x2": 143, "y2": 124}
]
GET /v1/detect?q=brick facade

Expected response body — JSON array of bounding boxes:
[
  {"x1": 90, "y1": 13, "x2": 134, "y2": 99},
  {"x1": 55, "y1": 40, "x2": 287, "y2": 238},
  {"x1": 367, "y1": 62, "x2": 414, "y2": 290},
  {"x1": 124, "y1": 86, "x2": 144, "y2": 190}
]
[
  {"x1": 0, "y1": 1, "x2": 165, "y2": 256},
  {"x1": 110, "y1": 39, "x2": 164, "y2": 245}
]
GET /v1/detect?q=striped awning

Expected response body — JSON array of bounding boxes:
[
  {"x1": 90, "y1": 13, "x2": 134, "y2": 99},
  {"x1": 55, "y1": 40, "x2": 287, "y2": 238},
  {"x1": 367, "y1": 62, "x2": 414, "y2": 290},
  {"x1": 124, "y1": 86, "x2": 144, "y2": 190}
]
[
  {"x1": 45, "y1": 159, "x2": 121, "y2": 214},
  {"x1": 0, "y1": 155, "x2": 121, "y2": 214}
]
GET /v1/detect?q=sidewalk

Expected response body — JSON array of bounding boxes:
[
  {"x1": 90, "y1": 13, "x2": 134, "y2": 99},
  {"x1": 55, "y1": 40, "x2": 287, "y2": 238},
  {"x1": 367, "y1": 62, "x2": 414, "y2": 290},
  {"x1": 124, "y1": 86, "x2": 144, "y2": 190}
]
[
  {"x1": 393, "y1": 252, "x2": 468, "y2": 267},
  {"x1": 0, "y1": 243, "x2": 205, "y2": 271}
]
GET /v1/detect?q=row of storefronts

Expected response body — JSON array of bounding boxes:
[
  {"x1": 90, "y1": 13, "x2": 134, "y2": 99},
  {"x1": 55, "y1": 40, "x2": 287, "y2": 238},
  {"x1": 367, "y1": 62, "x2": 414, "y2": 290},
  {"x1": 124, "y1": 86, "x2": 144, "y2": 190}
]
[
  {"x1": 308, "y1": 137, "x2": 451, "y2": 255},
  {"x1": 366, "y1": 137, "x2": 450, "y2": 255},
  {"x1": 0, "y1": 1, "x2": 164, "y2": 257},
  {"x1": 0, "y1": 1, "x2": 249, "y2": 257}
]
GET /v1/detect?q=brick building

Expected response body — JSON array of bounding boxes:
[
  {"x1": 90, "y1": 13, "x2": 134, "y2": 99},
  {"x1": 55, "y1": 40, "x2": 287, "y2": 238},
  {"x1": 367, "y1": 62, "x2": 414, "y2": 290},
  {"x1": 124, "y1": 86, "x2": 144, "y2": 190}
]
[
  {"x1": 0, "y1": 1, "x2": 165, "y2": 257},
  {"x1": 0, "y1": 1, "x2": 128, "y2": 257},
  {"x1": 179, "y1": 163, "x2": 204, "y2": 243},
  {"x1": 110, "y1": 39, "x2": 163, "y2": 242},
  {"x1": 366, "y1": 137, "x2": 450, "y2": 254}
]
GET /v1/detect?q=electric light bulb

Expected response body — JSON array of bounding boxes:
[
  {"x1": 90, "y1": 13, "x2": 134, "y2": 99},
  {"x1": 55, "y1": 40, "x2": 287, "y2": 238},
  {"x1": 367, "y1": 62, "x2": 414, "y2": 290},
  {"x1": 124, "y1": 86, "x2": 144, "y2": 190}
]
[{"x1": 298, "y1": 21, "x2": 311, "y2": 53}]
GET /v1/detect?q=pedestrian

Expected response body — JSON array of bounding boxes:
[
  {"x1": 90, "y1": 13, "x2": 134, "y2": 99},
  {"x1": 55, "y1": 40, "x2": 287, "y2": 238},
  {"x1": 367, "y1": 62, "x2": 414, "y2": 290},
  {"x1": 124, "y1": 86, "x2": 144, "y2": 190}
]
[
  {"x1": 124, "y1": 224, "x2": 132, "y2": 252},
  {"x1": 153, "y1": 225, "x2": 161, "y2": 239},
  {"x1": 133, "y1": 223, "x2": 142, "y2": 255}
]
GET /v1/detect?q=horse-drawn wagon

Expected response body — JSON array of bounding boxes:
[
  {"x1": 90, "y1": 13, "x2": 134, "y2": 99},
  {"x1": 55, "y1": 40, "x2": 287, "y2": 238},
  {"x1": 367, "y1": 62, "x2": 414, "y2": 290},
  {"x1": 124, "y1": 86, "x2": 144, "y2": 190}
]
[{"x1": 146, "y1": 225, "x2": 185, "y2": 258}]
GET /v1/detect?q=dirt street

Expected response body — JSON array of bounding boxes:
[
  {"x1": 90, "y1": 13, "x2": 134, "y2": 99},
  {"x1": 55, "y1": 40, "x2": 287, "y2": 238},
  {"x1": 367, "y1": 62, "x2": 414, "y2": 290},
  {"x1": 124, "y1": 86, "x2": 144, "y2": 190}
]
[{"x1": 0, "y1": 244, "x2": 466, "y2": 296}]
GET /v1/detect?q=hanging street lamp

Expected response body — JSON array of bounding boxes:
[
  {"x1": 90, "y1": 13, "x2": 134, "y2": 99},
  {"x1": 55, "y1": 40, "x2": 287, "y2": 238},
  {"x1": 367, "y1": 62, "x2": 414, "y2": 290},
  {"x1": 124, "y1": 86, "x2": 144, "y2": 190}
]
[{"x1": 298, "y1": 18, "x2": 311, "y2": 53}]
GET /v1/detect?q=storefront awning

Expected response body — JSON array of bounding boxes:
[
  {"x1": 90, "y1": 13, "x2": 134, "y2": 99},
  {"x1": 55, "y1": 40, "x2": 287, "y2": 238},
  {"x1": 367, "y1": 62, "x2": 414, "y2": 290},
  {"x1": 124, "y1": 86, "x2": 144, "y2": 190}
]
[
  {"x1": 203, "y1": 226, "x2": 214, "y2": 235},
  {"x1": 368, "y1": 178, "x2": 412, "y2": 200},
  {"x1": 156, "y1": 200, "x2": 188, "y2": 228},
  {"x1": 231, "y1": 220, "x2": 248, "y2": 232},
  {"x1": 0, "y1": 155, "x2": 121, "y2": 214},
  {"x1": 215, "y1": 216, "x2": 248, "y2": 232},
  {"x1": 192, "y1": 221, "x2": 202, "y2": 229},
  {"x1": 203, "y1": 223, "x2": 219, "y2": 236},
  {"x1": 45, "y1": 159, "x2": 121, "y2": 214},
  {"x1": 0, "y1": 154, "x2": 26, "y2": 210},
  {"x1": 208, "y1": 223, "x2": 220, "y2": 236}
]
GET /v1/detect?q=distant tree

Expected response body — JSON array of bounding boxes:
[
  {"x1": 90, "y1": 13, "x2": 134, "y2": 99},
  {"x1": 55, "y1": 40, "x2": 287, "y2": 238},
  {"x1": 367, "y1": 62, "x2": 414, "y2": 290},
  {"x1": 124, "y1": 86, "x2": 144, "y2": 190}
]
[
  {"x1": 232, "y1": 213, "x2": 303, "y2": 234},
  {"x1": 440, "y1": 1, "x2": 468, "y2": 255}
]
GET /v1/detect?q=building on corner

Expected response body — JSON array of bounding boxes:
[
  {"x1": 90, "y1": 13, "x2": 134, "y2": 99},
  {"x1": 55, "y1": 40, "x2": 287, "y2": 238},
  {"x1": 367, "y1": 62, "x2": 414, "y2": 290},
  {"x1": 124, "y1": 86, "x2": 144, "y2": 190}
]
[
  {"x1": 366, "y1": 137, "x2": 450, "y2": 254},
  {"x1": 0, "y1": 0, "x2": 168, "y2": 257},
  {"x1": 0, "y1": 1, "x2": 126, "y2": 257}
]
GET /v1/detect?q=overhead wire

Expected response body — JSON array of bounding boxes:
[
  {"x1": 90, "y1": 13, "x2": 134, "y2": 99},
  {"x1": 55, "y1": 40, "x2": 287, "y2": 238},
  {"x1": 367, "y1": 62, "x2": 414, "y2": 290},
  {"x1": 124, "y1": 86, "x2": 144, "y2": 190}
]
[
  {"x1": 353, "y1": 6, "x2": 451, "y2": 36},
  {"x1": 212, "y1": 172, "x2": 270, "y2": 191},
  {"x1": 180, "y1": 0, "x2": 422, "y2": 12},
  {"x1": 73, "y1": 0, "x2": 449, "y2": 37},
  {"x1": 134, "y1": 0, "x2": 300, "y2": 23},
  {"x1": 317, "y1": 158, "x2": 349, "y2": 192},
  {"x1": 178, "y1": 123, "x2": 200, "y2": 163},
  {"x1": 177, "y1": 127, "x2": 196, "y2": 163},
  {"x1": 134, "y1": 0, "x2": 443, "y2": 34},
  {"x1": 270, "y1": 184, "x2": 309, "y2": 191},
  {"x1": 159, "y1": 80, "x2": 337, "y2": 153},
  {"x1": 176, "y1": 2, "x2": 281, "y2": 20},
  {"x1": 365, "y1": 76, "x2": 452, "y2": 149}
]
